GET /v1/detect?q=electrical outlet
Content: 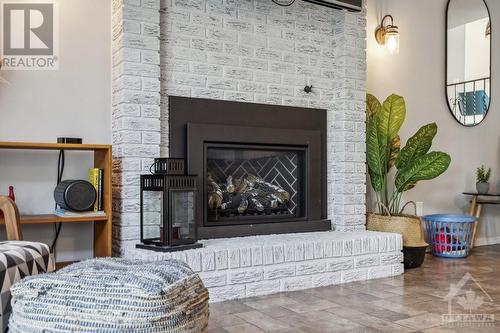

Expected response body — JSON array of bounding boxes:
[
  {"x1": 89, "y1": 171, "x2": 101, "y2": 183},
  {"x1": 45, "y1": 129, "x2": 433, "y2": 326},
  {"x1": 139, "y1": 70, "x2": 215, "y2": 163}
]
[{"x1": 416, "y1": 201, "x2": 424, "y2": 217}]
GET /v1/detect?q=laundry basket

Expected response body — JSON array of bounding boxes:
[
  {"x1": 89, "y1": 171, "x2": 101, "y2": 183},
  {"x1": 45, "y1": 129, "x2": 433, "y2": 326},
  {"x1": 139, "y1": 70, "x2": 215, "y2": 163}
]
[{"x1": 422, "y1": 214, "x2": 476, "y2": 258}]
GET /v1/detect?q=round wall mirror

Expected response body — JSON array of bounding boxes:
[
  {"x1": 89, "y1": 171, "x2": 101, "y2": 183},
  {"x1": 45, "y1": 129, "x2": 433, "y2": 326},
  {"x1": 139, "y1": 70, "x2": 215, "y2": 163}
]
[{"x1": 446, "y1": 0, "x2": 491, "y2": 126}]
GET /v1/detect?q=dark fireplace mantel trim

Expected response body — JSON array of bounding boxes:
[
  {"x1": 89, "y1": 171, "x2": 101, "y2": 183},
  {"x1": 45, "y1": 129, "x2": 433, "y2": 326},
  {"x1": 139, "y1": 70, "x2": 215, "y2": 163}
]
[
  {"x1": 187, "y1": 123, "x2": 330, "y2": 239},
  {"x1": 168, "y1": 96, "x2": 330, "y2": 240}
]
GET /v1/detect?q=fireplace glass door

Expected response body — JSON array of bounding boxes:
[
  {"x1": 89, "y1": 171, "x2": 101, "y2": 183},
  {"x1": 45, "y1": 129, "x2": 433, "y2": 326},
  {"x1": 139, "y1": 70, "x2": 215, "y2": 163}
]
[{"x1": 205, "y1": 143, "x2": 306, "y2": 225}]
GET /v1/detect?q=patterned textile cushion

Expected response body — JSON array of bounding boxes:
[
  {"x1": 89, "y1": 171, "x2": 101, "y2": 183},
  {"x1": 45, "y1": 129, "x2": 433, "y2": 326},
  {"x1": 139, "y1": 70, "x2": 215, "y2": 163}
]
[
  {"x1": 9, "y1": 258, "x2": 209, "y2": 333},
  {"x1": 0, "y1": 241, "x2": 53, "y2": 332}
]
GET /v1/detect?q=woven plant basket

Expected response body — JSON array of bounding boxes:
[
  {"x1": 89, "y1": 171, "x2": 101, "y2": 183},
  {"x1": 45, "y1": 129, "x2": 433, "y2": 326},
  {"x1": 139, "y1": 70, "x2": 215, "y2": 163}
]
[
  {"x1": 367, "y1": 202, "x2": 428, "y2": 269},
  {"x1": 366, "y1": 201, "x2": 427, "y2": 247}
]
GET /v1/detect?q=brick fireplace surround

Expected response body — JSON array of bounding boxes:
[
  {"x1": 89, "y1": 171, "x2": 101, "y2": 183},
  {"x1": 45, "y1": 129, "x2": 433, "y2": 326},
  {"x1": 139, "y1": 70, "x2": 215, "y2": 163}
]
[{"x1": 111, "y1": 0, "x2": 403, "y2": 301}]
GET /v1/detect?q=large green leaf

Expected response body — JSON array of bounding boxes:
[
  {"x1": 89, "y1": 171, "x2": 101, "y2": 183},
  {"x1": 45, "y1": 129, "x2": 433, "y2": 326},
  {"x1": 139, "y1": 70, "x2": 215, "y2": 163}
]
[
  {"x1": 388, "y1": 135, "x2": 400, "y2": 170},
  {"x1": 366, "y1": 94, "x2": 405, "y2": 190},
  {"x1": 378, "y1": 94, "x2": 406, "y2": 143},
  {"x1": 366, "y1": 94, "x2": 382, "y2": 119},
  {"x1": 368, "y1": 168, "x2": 383, "y2": 192},
  {"x1": 366, "y1": 116, "x2": 385, "y2": 191},
  {"x1": 396, "y1": 123, "x2": 437, "y2": 170},
  {"x1": 395, "y1": 152, "x2": 451, "y2": 192}
]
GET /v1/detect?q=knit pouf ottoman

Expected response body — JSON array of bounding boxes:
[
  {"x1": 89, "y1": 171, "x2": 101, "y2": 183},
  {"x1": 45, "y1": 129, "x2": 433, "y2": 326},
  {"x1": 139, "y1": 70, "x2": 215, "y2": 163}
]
[{"x1": 8, "y1": 258, "x2": 209, "y2": 333}]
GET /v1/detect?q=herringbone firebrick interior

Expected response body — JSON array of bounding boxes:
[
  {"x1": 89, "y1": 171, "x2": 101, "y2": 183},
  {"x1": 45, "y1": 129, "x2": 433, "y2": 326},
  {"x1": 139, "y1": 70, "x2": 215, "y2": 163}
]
[{"x1": 208, "y1": 245, "x2": 500, "y2": 333}]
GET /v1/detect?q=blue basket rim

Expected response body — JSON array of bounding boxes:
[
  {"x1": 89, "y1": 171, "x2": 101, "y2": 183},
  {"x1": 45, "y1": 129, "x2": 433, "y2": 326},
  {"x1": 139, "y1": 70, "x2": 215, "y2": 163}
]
[{"x1": 422, "y1": 214, "x2": 477, "y2": 223}]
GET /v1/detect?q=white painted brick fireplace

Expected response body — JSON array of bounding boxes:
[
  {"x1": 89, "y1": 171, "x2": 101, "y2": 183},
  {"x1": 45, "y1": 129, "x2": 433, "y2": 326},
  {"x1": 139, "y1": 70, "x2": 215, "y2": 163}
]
[
  {"x1": 111, "y1": 0, "x2": 401, "y2": 300},
  {"x1": 112, "y1": 0, "x2": 368, "y2": 255}
]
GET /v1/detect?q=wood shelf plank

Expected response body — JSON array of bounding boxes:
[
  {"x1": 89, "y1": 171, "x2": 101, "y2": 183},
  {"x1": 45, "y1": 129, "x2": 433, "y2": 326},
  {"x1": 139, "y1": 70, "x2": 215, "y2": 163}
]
[
  {"x1": 463, "y1": 192, "x2": 500, "y2": 197},
  {"x1": 0, "y1": 214, "x2": 109, "y2": 225},
  {"x1": 475, "y1": 200, "x2": 500, "y2": 205},
  {"x1": 0, "y1": 141, "x2": 111, "y2": 151}
]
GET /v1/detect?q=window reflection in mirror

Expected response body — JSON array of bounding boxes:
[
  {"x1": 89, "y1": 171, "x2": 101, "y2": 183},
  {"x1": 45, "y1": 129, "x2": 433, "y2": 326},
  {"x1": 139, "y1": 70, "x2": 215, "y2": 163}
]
[{"x1": 446, "y1": 0, "x2": 491, "y2": 126}]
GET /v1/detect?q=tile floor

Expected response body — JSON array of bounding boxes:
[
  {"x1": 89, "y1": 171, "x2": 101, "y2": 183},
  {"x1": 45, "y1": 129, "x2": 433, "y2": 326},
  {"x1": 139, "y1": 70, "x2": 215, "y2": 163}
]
[{"x1": 208, "y1": 244, "x2": 500, "y2": 332}]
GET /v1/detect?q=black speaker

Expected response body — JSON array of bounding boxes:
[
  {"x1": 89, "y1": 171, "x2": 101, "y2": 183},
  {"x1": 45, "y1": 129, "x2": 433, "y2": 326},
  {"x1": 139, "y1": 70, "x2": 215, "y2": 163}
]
[{"x1": 54, "y1": 180, "x2": 96, "y2": 212}]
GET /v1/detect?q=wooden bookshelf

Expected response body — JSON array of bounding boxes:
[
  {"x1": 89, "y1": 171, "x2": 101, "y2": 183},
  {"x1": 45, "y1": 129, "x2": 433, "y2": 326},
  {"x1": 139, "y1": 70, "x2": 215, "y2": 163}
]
[{"x1": 0, "y1": 141, "x2": 113, "y2": 257}]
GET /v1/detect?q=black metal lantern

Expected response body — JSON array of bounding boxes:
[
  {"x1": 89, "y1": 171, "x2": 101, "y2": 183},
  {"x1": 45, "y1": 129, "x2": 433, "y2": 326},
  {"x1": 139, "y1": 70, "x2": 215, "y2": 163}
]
[{"x1": 136, "y1": 158, "x2": 202, "y2": 252}]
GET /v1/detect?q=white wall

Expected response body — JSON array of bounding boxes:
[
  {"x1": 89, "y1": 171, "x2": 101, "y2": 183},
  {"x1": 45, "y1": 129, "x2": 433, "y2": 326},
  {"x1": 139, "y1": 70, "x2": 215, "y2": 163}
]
[
  {"x1": 367, "y1": 0, "x2": 500, "y2": 246},
  {"x1": 0, "y1": 0, "x2": 111, "y2": 261}
]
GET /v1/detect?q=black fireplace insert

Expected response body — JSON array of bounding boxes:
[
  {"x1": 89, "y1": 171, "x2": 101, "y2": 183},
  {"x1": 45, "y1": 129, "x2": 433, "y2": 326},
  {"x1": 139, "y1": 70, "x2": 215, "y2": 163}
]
[{"x1": 169, "y1": 96, "x2": 330, "y2": 239}]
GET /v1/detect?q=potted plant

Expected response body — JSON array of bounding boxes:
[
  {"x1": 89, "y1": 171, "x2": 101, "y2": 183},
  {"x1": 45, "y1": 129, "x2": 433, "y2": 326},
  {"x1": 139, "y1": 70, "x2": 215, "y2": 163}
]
[
  {"x1": 476, "y1": 165, "x2": 491, "y2": 194},
  {"x1": 366, "y1": 93, "x2": 451, "y2": 268}
]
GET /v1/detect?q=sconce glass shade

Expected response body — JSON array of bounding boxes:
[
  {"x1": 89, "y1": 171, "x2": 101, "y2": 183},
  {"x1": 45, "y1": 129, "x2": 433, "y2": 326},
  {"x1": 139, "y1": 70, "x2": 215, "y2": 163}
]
[
  {"x1": 375, "y1": 15, "x2": 399, "y2": 55},
  {"x1": 385, "y1": 30, "x2": 399, "y2": 54}
]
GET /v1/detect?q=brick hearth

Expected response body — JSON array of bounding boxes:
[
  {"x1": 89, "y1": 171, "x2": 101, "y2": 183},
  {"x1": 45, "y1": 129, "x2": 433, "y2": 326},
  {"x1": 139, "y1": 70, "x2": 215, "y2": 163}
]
[{"x1": 129, "y1": 231, "x2": 403, "y2": 302}]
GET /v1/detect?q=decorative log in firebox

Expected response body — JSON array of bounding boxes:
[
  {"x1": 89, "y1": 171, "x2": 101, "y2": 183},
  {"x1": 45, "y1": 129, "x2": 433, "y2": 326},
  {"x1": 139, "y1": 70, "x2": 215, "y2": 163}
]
[{"x1": 208, "y1": 173, "x2": 292, "y2": 217}]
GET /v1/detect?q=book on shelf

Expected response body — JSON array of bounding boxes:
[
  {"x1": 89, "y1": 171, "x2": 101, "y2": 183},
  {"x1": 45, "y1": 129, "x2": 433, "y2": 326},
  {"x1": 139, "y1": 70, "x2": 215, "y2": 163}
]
[
  {"x1": 88, "y1": 168, "x2": 104, "y2": 211},
  {"x1": 54, "y1": 208, "x2": 105, "y2": 218},
  {"x1": 98, "y1": 168, "x2": 103, "y2": 211}
]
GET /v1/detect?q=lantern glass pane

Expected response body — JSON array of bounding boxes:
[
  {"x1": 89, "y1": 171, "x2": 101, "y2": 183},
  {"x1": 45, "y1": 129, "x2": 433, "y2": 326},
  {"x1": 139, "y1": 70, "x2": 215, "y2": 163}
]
[
  {"x1": 143, "y1": 190, "x2": 164, "y2": 243},
  {"x1": 170, "y1": 190, "x2": 196, "y2": 243}
]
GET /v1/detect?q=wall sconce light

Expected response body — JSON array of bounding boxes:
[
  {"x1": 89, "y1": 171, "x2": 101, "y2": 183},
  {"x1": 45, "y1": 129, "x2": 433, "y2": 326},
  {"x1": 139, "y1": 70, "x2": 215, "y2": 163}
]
[{"x1": 375, "y1": 15, "x2": 399, "y2": 55}]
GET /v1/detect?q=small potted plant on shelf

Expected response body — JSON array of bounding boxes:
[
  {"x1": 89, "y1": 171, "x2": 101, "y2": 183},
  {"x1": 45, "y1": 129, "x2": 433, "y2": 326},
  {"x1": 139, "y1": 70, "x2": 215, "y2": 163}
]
[
  {"x1": 476, "y1": 165, "x2": 491, "y2": 194},
  {"x1": 366, "y1": 93, "x2": 451, "y2": 269}
]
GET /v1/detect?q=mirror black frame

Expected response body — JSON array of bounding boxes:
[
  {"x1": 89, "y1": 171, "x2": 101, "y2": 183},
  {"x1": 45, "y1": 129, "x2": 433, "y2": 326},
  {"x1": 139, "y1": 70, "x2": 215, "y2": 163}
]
[{"x1": 445, "y1": 0, "x2": 492, "y2": 127}]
